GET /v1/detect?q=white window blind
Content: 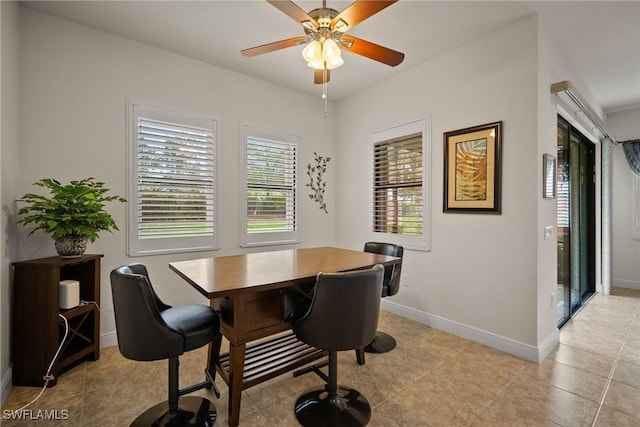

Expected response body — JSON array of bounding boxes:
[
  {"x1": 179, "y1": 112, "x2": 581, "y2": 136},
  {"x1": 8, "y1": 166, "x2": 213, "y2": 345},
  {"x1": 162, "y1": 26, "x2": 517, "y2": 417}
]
[
  {"x1": 241, "y1": 125, "x2": 299, "y2": 247},
  {"x1": 373, "y1": 133, "x2": 423, "y2": 235},
  {"x1": 128, "y1": 102, "x2": 218, "y2": 255},
  {"x1": 370, "y1": 118, "x2": 431, "y2": 251}
]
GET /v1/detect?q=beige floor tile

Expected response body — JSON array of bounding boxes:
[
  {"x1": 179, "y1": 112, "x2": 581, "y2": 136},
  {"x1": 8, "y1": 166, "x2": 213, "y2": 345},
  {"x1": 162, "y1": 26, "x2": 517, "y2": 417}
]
[
  {"x1": 376, "y1": 379, "x2": 478, "y2": 427},
  {"x1": 619, "y1": 340, "x2": 640, "y2": 365},
  {"x1": 612, "y1": 360, "x2": 640, "y2": 389},
  {"x1": 549, "y1": 343, "x2": 615, "y2": 378},
  {"x1": 2, "y1": 288, "x2": 639, "y2": 426},
  {"x1": 519, "y1": 359, "x2": 608, "y2": 403},
  {"x1": 476, "y1": 378, "x2": 599, "y2": 427},
  {"x1": 594, "y1": 406, "x2": 640, "y2": 427},
  {"x1": 602, "y1": 379, "x2": 640, "y2": 419},
  {"x1": 560, "y1": 332, "x2": 625, "y2": 360}
]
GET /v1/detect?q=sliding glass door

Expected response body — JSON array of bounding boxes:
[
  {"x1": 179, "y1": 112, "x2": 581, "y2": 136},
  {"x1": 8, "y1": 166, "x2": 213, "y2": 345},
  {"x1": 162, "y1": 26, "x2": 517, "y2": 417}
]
[{"x1": 557, "y1": 116, "x2": 596, "y2": 327}]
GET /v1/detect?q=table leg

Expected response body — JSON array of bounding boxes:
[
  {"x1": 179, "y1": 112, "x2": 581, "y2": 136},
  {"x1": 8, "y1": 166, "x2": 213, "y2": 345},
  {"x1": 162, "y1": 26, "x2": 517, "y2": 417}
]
[
  {"x1": 208, "y1": 333, "x2": 222, "y2": 380},
  {"x1": 228, "y1": 342, "x2": 246, "y2": 427}
]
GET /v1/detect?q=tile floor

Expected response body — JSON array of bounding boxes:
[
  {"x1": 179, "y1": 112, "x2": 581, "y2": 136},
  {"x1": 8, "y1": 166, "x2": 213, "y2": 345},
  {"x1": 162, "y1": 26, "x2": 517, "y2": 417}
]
[{"x1": 2, "y1": 287, "x2": 639, "y2": 426}]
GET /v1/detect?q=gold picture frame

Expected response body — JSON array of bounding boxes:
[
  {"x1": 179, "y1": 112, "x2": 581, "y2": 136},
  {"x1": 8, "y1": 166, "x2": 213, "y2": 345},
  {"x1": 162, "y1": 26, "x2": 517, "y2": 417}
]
[
  {"x1": 543, "y1": 153, "x2": 557, "y2": 199},
  {"x1": 443, "y1": 121, "x2": 502, "y2": 213}
]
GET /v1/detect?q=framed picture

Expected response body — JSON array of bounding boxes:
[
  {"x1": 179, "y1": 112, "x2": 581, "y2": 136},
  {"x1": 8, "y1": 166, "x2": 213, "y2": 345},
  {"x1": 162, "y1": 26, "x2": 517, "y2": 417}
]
[
  {"x1": 443, "y1": 121, "x2": 502, "y2": 213},
  {"x1": 543, "y1": 153, "x2": 557, "y2": 199}
]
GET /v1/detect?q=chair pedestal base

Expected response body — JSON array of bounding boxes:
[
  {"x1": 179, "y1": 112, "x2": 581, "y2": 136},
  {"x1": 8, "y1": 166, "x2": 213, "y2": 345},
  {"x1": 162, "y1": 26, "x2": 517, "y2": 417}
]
[
  {"x1": 131, "y1": 396, "x2": 217, "y2": 427},
  {"x1": 294, "y1": 385, "x2": 371, "y2": 427},
  {"x1": 364, "y1": 330, "x2": 396, "y2": 354}
]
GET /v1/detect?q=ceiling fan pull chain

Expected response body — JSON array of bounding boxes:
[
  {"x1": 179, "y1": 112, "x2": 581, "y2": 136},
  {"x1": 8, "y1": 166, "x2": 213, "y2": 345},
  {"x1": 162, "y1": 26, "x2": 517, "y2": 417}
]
[{"x1": 322, "y1": 67, "x2": 328, "y2": 117}]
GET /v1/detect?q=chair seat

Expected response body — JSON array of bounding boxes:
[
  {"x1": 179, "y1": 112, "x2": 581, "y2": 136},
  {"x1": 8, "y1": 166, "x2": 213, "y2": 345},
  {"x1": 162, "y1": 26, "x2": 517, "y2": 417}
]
[{"x1": 162, "y1": 305, "x2": 220, "y2": 352}]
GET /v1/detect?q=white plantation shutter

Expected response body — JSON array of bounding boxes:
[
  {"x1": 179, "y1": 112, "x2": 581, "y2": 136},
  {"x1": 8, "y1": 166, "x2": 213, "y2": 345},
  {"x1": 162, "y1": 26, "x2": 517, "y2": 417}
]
[
  {"x1": 373, "y1": 133, "x2": 423, "y2": 235},
  {"x1": 370, "y1": 118, "x2": 431, "y2": 251},
  {"x1": 128, "y1": 102, "x2": 218, "y2": 255},
  {"x1": 241, "y1": 125, "x2": 299, "y2": 247}
]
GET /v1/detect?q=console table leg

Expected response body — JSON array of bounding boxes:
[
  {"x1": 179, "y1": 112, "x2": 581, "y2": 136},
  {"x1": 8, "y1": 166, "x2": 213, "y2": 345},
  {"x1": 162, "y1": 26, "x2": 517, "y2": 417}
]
[{"x1": 228, "y1": 343, "x2": 246, "y2": 427}]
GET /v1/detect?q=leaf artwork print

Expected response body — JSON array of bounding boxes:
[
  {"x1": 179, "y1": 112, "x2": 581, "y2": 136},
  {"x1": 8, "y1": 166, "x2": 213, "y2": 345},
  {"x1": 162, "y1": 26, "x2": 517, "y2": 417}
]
[{"x1": 455, "y1": 138, "x2": 487, "y2": 201}]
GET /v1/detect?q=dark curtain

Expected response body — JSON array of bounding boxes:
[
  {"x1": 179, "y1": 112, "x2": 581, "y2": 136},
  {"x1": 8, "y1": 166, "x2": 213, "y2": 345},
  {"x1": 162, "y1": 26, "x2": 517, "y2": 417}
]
[{"x1": 621, "y1": 139, "x2": 640, "y2": 176}]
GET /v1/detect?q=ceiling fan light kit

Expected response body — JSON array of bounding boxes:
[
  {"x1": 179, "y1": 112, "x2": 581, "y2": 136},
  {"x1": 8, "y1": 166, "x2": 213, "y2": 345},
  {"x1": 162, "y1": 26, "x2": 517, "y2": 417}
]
[
  {"x1": 242, "y1": 0, "x2": 404, "y2": 77},
  {"x1": 242, "y1": 0, "x2": 404, "y2": 113},
  {"x1": 303, "y1": 38, "x2": 343, "y2": 70}
]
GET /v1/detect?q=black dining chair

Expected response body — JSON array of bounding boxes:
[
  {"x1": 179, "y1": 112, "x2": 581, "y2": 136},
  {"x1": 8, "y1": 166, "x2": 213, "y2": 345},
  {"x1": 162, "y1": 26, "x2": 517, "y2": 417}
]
[
  {"x1": 292, "y1": 264, "x2": 384, "y2": 427},
  {"x1": 110, "y1": 263, "x2": 221, "y2": 426},
  {"x1": 363, "y1": 242, "x2": 404, "y2": 353}
]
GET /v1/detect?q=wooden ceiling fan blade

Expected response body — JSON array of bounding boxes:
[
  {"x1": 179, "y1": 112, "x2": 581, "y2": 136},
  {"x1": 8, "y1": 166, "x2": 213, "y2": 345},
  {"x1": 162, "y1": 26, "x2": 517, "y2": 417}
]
[
  {"x1": 267, "y1": 0, "x2": 318, "y2": 28},
  {"x1": 340, "y1": 35, "x2": 404, "y2": 66},
  {"x1": 314, "y1": 69, "x2": 330, "y2": 84},
  {"x1": 331, "y1": 0, "x2": 397, "y2": 31},
  {"x1": 241, "y1": 36, "x2": 308, "y2": 57}
]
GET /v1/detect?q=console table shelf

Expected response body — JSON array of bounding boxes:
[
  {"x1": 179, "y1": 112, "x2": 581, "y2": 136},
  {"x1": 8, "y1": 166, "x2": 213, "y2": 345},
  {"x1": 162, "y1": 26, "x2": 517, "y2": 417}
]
[{"x1": 12, "y1": 254, "x2": 103, "y2": 387}]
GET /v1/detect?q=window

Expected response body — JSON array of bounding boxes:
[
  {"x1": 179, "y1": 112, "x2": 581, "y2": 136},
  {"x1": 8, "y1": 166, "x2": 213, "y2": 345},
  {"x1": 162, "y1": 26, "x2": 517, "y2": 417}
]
[
  {"x1": 241, "y1": 124, "x2": 299, "y2": 247},
  {"x1": 371, "y1": 118, "x2": 430, "y2": 251},
  {"x1": 127, "y1": 101, "x2": 218, "y2": 256}
]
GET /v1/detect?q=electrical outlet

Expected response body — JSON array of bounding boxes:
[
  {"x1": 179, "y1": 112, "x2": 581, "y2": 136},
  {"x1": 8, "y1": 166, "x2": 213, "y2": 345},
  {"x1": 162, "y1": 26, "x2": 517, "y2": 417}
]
[{"x1": 544, "y1": 226, "x2": 554, "y2": 240}]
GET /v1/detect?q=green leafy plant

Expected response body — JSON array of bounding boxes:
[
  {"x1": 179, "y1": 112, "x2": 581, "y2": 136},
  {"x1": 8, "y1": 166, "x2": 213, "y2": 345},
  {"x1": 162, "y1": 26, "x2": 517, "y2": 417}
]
[{"x1": 17, "y1": 178, "x2": 126, "y2": 242}]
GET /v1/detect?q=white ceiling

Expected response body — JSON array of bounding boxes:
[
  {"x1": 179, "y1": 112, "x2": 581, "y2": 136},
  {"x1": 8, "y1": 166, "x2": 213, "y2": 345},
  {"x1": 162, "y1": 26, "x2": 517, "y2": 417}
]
[{"x1": 20, "y1": 0, "x2": 640, "y2": 113}]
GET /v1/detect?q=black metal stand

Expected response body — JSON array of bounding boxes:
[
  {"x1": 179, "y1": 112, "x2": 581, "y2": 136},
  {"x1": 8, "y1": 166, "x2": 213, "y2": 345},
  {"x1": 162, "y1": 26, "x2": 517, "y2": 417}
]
[
  {"x1": 294, "y1": 352, "x2": 371, "y2": 427},
  {"x1": 364, "y1": 331, "x2": 396, "y2": 354},
  {"x1": 131, "y1": 357, "x2": 219, "y2": 426}
]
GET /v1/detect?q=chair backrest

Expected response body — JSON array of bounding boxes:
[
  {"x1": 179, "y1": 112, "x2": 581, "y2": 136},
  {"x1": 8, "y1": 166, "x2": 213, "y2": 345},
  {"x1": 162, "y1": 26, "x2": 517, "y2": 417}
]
[
  {"x1": 363, "y1": 242, "x2": 404, "y2": 297},
  {"x1": 110, "y1": 265, "x2": 184, "y2": 361},
  {"x1": 124, "y1": 263, "x2": 172, "y2": 312},
  {"x1": 293, "y1": 264, "x2": 384, "y2": 351}
]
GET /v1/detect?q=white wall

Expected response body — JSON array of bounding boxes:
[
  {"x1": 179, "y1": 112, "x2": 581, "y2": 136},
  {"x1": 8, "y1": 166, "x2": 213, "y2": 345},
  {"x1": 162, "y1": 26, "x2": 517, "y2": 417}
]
[
  {"x1": 17, "y1": 8, "x2": 337, "y2": 349},
  {"x1": 335, "y1": 16, "x2": 543, "y2": 360},
  {"x1": 335, "y1": 13, "x2": 612, "y2": 362},
  {"x1": 609, "y1": 108, "x2": 640, "y2": 289},
  {"x1": 1, "y1": 0, "x2": 21, "y2": 405}
]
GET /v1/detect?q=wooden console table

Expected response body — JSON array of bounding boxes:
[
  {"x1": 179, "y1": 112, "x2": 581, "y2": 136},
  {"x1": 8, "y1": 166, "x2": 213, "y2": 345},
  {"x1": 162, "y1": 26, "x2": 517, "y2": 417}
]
[{"x1": 169, "y1": 247, "x2": 399, "y2": 426}]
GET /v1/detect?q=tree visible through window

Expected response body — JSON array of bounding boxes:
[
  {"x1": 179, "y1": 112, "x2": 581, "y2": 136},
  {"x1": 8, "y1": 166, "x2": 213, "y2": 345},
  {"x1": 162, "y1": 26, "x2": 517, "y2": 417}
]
[
  {"x1": 128, "y1": 102, "x2": 218, "y2": 256},
  {"x1": 242, "y1": 125, "x2": 299, "y2": 247},
  {"x1": 373, "y1": 133, "x2": 423, "y2": 235},
  {"x1": 370, "y1": 117, "x2": 430, "y2": 251},
  {"x1": 246, "y1": 139, "x2": 296, "y2": 233}
]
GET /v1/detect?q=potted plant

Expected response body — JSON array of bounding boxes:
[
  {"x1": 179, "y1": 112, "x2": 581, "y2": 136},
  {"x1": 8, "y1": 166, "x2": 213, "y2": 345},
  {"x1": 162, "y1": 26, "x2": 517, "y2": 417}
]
[{"x1": 17, "y1": 177, "x2": 126, "y2": 257}]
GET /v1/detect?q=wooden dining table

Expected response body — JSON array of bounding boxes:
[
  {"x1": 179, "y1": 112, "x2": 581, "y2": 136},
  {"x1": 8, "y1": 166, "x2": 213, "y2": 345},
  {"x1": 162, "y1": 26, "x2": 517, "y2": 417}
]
[{"x1": 169, "y1": 246, "x2": 400, "y2": 426}]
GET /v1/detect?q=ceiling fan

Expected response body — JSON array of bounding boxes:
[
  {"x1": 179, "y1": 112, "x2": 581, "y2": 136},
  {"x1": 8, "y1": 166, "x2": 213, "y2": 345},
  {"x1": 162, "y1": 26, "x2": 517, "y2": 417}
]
[{"x1": 241, "y1": 0, "x2": 405, "y2": 85}]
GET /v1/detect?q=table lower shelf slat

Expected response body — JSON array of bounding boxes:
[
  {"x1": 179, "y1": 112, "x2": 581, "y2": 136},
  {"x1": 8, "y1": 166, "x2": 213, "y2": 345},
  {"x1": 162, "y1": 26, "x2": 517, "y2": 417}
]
[{"x1": 216, "y1": 331, "x2": 327, "y2": 390}]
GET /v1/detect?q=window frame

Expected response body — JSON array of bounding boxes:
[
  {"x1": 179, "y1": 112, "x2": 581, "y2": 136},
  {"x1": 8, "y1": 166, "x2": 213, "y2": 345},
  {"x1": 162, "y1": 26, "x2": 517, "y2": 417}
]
[
  {"x1": 369, "y1": 117, "x2": 431, "y2": 251},
  {"x1": 127, "y1": 100, "x2": 219, "y2": 256},
  {"x1": 240, "y1": 123, "x2": 300, "y2": 247}
]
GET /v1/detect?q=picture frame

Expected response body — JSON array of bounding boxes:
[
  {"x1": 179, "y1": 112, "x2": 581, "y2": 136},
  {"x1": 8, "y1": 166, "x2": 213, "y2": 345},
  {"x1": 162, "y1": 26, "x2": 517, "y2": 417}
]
[
  {"x1": 443, "y1": 121, "x2": 502, "y2": 213},
  {"x1": 543, "y1": 153, "x2": 557, "y2": 199}
]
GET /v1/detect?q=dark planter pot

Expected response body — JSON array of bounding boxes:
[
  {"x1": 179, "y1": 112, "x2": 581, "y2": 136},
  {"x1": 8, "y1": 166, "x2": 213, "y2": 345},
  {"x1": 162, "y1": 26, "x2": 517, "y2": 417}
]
[{"x1": 55, "y1": 236, "x2": 88, "y2": 258}]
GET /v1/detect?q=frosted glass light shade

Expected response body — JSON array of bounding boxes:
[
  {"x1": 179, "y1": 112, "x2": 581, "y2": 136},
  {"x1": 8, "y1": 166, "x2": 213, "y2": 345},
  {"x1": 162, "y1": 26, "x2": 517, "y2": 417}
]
[
  {"x1": 322, "y1": 39, "x2": 342, "y2": 70},
  {"x1": 302, "y1": 41, "x2": 322, "y2": 65}
]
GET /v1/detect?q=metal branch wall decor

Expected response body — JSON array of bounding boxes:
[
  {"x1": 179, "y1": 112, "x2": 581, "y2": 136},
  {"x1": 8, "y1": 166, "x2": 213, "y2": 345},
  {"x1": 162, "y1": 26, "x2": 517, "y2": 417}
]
[{"x1": 306, "y1": 152, "x2": 331, "y2": 213}]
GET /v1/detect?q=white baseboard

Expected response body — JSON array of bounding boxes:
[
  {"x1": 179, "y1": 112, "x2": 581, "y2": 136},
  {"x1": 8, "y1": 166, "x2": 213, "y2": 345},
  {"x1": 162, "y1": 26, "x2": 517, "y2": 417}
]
[
  {"x1": 1, "y1": 365, "x2": 12, "y2": 406},
  {"x1": 380, "y1": 299, "x2": 558, "y2": 363},
  {"x1": 100, "y1": 331, "x2": 117, "y2": 349},
  {"x1": 613, "y1": 278, "x2": 640, "y2": 290}
]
